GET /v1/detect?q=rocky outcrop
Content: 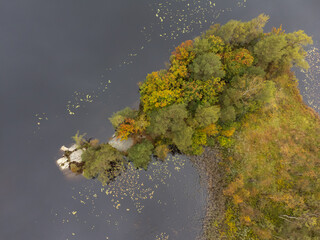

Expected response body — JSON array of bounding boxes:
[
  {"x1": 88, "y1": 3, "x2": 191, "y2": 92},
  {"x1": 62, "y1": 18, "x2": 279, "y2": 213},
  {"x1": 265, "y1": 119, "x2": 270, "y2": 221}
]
[
  {"x1": 56, "y1": 144, "x2": 84, "y2": 171},
  {"x1": 57, "y1": 134, "x2": 134, "y2": 172},
  {"x1": 108, "y1": 134, "x2": 134, "y2": 152}
]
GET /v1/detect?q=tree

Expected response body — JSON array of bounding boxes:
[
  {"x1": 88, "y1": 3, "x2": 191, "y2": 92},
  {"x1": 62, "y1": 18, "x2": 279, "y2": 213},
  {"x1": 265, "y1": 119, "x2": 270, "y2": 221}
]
[
  {"x1": 253, "y1": 34, "x2": 287, "y2": 68},
  {"x1": 147, "y1": 104, "x2": 188, "y2": 137},
  {"x1": 256, "y1": 80, "x2": 276, "y2": 104},
  {"x1": 283, "y1": 30, "x2": 313, "y2": 69},
  {"x1": 190, "y1": 52, "x2": 225, "y2": 80},
  {"x1": 154, "y1": 144, "x2": 170, "y2": 160},
  {"x1": 216, "y1": 14, "x2": 269, "y2": 45},
  {"x1": 194, "y1": 104, "x2": 221, "y2": 128},
  {"x1": 72, "y1": 131, "x2": 87, "y2": 147},
  {"x1": 127, "y1": 139, "x2": 154, "y2": 169},
  {"x1": 254, "y1": 29, "x2": 313, "y2": 70},
  {"x1": 181, "y1": 77, "x2": 225, "y2": 105},
  {"x1": 115, "y1": 118, "x2": 137, "y2": 140},
  {"x1": 109, "y1": 107, "x2": 138, "y2": 128},
  {"x1": 139, "y1": 70, "x2": 183, "y2": 112},
  {"x1": 220, "y1": 105, "x2": 236, "y2": 123},
  {"x1": 191, "y1": 130, "x2": 207, "y2": 155},
  {"x1": 171, "y1": 125, "x2": 194, "y2": 153},
  {"x1": 82, "y1": 144, "x2": 125, "y2": 185},
  {"x1": 223, "y1": 48, "x2": 254, "y2": 77},
  {"x1": 193, "y1": 35, "x2": 225, "y2": 55}
]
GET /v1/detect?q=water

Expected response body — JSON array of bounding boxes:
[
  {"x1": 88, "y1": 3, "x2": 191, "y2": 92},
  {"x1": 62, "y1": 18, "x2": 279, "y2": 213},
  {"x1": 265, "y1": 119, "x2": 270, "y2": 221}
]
[{"x1": 1, "y1": 0, "x2": 320, "y2": 239}]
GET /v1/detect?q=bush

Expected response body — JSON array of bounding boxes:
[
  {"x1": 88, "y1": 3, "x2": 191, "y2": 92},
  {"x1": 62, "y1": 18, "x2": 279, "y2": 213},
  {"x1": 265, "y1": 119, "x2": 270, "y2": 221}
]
[
  {"x1": 154, "y1": 144, "x2": 170, "y2": 160},
  {"x1": 190, "y1": 52, "x2": 225, "y2": 80},
  {"x1": 82, "y1": 144, "x2": 125, "y2": 185},
  {"x1": 127, "y1": 139, "x2": 154, "y2": 169},
  {"x1": 109, "y1": 107, "x2": 137, "y2": 128}
]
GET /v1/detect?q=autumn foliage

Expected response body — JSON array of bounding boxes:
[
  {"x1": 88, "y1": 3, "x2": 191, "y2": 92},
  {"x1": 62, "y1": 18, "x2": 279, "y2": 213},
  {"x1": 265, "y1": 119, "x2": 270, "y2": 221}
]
[{"x1": 77, "y1": 14, "x2": 319, "y2": 240}]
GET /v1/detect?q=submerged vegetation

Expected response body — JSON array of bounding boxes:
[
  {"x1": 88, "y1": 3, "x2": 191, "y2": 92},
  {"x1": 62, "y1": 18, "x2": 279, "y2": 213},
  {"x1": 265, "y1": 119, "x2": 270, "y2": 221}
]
[{"x1": 69, "y1": 14, "x2": 320, "y2": 239}]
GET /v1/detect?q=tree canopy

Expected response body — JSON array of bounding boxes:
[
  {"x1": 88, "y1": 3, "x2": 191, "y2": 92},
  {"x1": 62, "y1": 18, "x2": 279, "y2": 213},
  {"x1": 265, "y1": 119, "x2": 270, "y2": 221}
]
[{"x1": 73, "y1": 14, "x2": 319, "y2": 240}]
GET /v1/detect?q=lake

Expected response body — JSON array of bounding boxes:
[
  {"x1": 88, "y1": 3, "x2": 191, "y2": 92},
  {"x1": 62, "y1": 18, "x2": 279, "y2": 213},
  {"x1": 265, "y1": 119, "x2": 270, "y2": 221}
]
[{"x1": 1, "y1": 0, "x2": 319, "y2": 239}]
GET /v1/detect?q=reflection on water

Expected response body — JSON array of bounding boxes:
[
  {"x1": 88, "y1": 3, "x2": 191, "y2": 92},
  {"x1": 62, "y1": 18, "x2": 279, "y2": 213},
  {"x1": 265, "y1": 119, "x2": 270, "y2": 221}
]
[{"x1": 52, "y1": 155, "x2": 206, "y2": 240}]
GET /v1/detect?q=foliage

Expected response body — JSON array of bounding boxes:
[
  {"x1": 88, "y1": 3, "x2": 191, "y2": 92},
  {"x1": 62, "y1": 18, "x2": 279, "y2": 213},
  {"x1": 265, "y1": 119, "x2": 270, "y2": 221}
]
[
  {"x1": 109, "y1": 107, "x2": 138, "y2": 128},
  {"x1": 170, "y1": 40, "x2": 195, "y2": 65},
  {"x1": 70, "y1": 162, "x2": 82, "y2": 173},
  {"x1": 190, "y1": 52, "x2": 225, "y2": 80},
  {"x1": 253, "y1": 34, "x2": 288, "y2": 69},
  {"x1": 127, "y1": 139, "x2": 154, "y2": 169},
  {"x1": 219, "y1": 74, "x2": 272, "y2": 123},
  {"x1": 82, "y1": 144, "x2": 125, "y2": 185},
  {"x1": 191, "y1": 130, "x2": 207, "y2": 155},
  {"x1": 181, "y1": 77, "x2": 225, "y2": 105},
  {"x1": 146, "y1": 104, "x2": 188, "y2": 137},
  {"x1": 194, "y1": 104, "x2": 220, "y2": 128},
  {"x1": 216, "y1": 14, "x2": 269, "y2": 45},
  {"x1": 254, "y1": 29, "x2": 313, "y2": 70},
  {"x1": 171, "y1": 125, "x2": 194, "y2": 153},
  {"x1": 224, "y1": 48, "x2": 254, "y2": 77},
  {"x1": 72, "y1": 131, "x2": 87, "y2": 147},
  {"x1": 154, "y1": 144, "x2": 170, "y2": 160},
  {"x1": 221, "y1": 73, "x2": 320, "y2": 239},
  {"x1": 201, "y1": 123, "x2": 220, "y2": 136},
  {"x1": 77, "y1": 15, "x2": 320, "y2": 240},
  {"x1": 139, "y1": 71, "x2": 183, "y2": 112},
  {"x1": 193, "y1": 35, "x2": 225, "y2": 55}
]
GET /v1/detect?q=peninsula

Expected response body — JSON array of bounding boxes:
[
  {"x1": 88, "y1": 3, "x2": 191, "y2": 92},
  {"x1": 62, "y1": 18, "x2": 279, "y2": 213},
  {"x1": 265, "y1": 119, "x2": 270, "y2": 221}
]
[{"x1": 58, "y1": 15, "x2": 320, "y2": 239}]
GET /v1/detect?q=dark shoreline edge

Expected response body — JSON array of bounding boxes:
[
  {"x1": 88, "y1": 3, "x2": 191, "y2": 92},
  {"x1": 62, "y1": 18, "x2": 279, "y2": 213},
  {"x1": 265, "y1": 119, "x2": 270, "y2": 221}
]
[{"x1": 189, "y1": 146, "x2": 226, "y2": 240}]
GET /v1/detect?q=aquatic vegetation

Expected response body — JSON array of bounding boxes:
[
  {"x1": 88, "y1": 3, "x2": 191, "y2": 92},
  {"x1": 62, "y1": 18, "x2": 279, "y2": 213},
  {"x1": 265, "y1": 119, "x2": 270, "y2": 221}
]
[{"x1": 68, "y1": 14, "x2": 319, "y2": 239}]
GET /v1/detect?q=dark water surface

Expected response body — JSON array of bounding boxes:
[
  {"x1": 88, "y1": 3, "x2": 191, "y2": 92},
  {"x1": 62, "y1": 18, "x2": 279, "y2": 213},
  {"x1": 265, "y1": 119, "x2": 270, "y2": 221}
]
[{"x1": 1, "y1": 1, "x2": 320, "y2": 239}]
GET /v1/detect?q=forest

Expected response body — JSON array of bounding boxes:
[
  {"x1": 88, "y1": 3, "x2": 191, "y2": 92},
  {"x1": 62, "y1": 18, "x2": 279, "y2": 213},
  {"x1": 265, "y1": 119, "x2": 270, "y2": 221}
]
[{"x1": 71, "y1": 14, "x2": 320, "y2": 239}]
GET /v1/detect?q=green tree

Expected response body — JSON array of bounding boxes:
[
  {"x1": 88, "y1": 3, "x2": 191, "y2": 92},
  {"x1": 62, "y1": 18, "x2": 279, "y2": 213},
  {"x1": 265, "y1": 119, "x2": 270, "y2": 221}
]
[
  {"x1": 72, "y1": 131, "x2": 87, "y2": 147},
  {"x1": 147, "y1": 104, "x2": 188, "y2": 137},
  {"x1": 82, "y1": 144, "x2": 125, "y2": 185},
  {"x1": 191, "y1": 130, "x2": 207, "y2": 155},
  {"x1": 154, "y1": 144, "x2": 170, "y2": 160},
  {"x1": 253, "y1": 34, "x2": 287, "y2": 68},
  {"x1": 190, "y1": 52, "x2": 225, "y2": 80},
  {"x1": 194, "y1": 104, "x2": 220, "y2": 128},
  {"x1": 127, "y1": 139, "x2": 154, "y2": 169},
  {"x1": 256, "y1": 80, "x2": 276, "y2": 104},
  {"x1": 216, "y1": 14, "x2": 269, "y2": 45},
  {"x1": 220, "y1": 105, "x2": 236, "y2": 123},
  {"x1": 109, "y1": 107, "x2": 138, "y2": 128},
  {"x1": 171, "y1": 125, "x2": 194, "y2": 153},
  {"x1": 283, "y1": 30, "x2": 313, "y2": 69},
  {"x1": 193, "y1": 36, "x2": 224, "y2": 55}
]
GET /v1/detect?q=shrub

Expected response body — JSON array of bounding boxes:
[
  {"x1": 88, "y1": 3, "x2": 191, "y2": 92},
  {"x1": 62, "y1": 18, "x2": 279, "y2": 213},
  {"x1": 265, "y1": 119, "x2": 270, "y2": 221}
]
[
  {"x1": 127, "y1": 139, "x2": 154, "y2": 169},
  {"x1": 109, "y1": 107, "x2": 137, "y2": 128},
  {"x1": 154, "y1": 144, "x2": 170, "y2": 160},
  {"x1": 82, "y1": 144, "x2": 125, "y2": 185}
]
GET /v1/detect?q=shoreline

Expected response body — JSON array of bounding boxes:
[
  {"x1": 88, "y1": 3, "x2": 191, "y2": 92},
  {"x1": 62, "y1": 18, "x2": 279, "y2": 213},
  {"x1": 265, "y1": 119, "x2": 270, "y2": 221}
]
[{"x1": 189, "y1": 146, "x2": 226, "y2": 240}]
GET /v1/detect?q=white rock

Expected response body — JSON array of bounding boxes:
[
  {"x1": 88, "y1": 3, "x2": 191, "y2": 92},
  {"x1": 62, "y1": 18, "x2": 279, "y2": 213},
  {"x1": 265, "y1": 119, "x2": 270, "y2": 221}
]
[
  {"x1": 57, "y1": 157, "x2": 69, "y2": 170},
  {"x1": 68, "y1": 144, "x2": 77, "y2": 152},
  {"x1": 60, "y1": 145, "x2": 69, "y2": 152},
  {"x1": 69, "y1": 149, "x2": 84, "y2": 163},
  {"x1": 108, "y1": 134, "x2": 134, "y2": 152}
]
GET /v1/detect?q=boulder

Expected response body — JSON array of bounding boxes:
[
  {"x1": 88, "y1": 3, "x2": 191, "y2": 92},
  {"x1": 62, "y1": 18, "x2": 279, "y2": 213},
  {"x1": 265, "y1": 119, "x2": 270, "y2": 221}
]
[
  {"x1": 57, "y1": 157, "x2": 69, "y2": 170},
  {"x1": 69, "y1": 149, "x2": 84, "y2": 163},
  {"x1": 56, "y1": 144, "x2": 84, "y2": 171},
  {"x1": 108, "y1": 134, "x2": 134, "y2": 152}
]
